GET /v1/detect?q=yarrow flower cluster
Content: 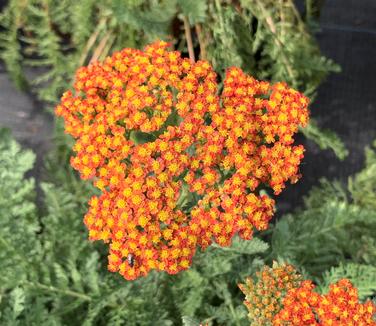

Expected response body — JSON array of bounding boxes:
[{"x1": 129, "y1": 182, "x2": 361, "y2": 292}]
[
  {"x1": 275, "y1": 279, "x2": 376, "y2": 326},
  {"x1": 239, "y1": 262, "x2": 304, "y2": 325},
  {"x1": 55, "y1": 41, "x2": 309, "y2": 280},
  {"x1": 240, "y1": 263, "x2": 376, "y2": 326}
]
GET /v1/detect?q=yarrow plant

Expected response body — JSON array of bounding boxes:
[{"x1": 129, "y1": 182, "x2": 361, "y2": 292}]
[
  {"x1": 240, "y1": 263, "x2": 376, "y2": 325},
  {"x1": 238, "y1": 262, "x2": 304, "y2": 324},
  {"x1": 55, "y1": 41, "x2": 309, "y2": 280}
]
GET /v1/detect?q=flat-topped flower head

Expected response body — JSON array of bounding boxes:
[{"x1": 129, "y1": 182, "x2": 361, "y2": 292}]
[
  {"x1": 274, "y1": 278, "x2": 376, "y2": 325},
  {"x1": 56, "y1": 41, "x2": 309, "y2": 280},
  {"x1": 240, "y1": 263, "x2": 376, "y2": 325}
]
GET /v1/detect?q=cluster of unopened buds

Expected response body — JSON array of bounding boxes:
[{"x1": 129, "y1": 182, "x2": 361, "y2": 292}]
[
  {"x1": 240, "y1": 263, "x2": 376, "y2": 325},
  {"x1": 56, "y1": 41, "x2": 309, "y2": 280},
  {"x1": 239, "y1": 262, "x2": 304, "y2": 324}
]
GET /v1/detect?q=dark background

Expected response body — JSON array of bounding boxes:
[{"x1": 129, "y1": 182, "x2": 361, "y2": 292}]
[
  {"x1": 279, "y1": 0, "x2": 376, "y2": 212},
  {"x1": 0, "y1": 0, "x2": 375, "y2": 213}
]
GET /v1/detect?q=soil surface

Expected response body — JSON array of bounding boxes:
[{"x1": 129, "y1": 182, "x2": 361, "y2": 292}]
[
  {"x1": 0, "y1": 0, "x2": 375, "y2": 213},
  {"x1": 0, "y1": 67, "x2": 53, "y2": 183}
]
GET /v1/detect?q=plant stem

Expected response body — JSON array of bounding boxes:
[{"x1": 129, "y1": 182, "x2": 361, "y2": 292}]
[
  {"x1": 253, "y1": 0, "x2": 296, "y2": 83},
  {"x1": 24, "y1": 281, "x2": 92, "y2": 302},
  {"x1": 90, "y1": 31, "x2": 111, "y2": 64},
  {"x1": 195, "y1": 23, "x2": 207, "y2": 60},
  {"x1": 79, "y1": 18, "x2": 106, "y2": 66},
  {"x1": 183, "y1": 16, "x2": 195, "y2": 63}
]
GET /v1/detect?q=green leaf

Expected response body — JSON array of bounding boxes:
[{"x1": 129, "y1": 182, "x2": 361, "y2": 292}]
[
  {"x1": 11, "y1": 287, "x2": 25, "y2": 320},
  {"x1": 178, "y1": 0, "x2": 207, "y2": 24},
  {"x1": 271, "y1": 178, "x2": 376, "y2": 277},
  {"x1": 300, "y1": 119, "x2": 348, "y2": 160},
  {"x1": 113, "y1": 0, "x2": 177, "y2": 38},
  {"x1": 182, "y1": 316, "x2": 201, "y2": 326},
  {"x1": 318, "y1": 263, "x2": 376, "y2": 300},
  {"x1": 348, "y1": 142, "x2": 376, "y2": 209}
]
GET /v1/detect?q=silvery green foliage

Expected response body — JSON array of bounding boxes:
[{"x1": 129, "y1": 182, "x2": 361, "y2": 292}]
[
  {"x1": 318, "y1": 263, "x2": 376, "y2": 300},
  {"x1": 271, "y1": 143, "x2": 376, "y2": 279},
  {"x1": 0, "y1": 132, "x2": 268, "y2": 325},
  {"x1": 0, "y1": 129, "x2": 38, "y2": 288}
]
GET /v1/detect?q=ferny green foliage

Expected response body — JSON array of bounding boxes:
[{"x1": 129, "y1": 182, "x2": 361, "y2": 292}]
[{"x1": 0, "y1": 0, "x2": 346, "y2": 159}]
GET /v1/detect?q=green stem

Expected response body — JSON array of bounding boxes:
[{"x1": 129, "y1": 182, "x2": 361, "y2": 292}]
[
  {"x1": 24, "y1": 281, "x2": 92, "y2": 302},
  {"x1": 183, "y1": 15, "x2": 195, "y2": 63},
  {"x1": 253, "y1": 0, "x2": 296, "y2": 84}
]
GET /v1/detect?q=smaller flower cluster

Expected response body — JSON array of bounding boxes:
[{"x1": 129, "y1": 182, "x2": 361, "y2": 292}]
[
  {"x1": 239, "y1": 262, "x2": 303, "y2": 325},
  {"x1": 274, "y1": 279, "x2": 376, "y2": 326},
  {"x1": 240, "y1": 263, "x2": 376, "y2": 326}
]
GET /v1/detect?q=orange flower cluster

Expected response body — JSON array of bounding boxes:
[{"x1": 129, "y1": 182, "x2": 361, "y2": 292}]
[
  {"x1": 240, "y1": 264, "x2": 376, "y2": 326},
  {"x1": 239, "y1": 263, "x2": 303, "y2": 325},
  {"x1": 55, "y1": 41, "x2": 309, "y2": 280},
  {"x1": 275, "y1": 279, "x2": 376, "y2": 326}
]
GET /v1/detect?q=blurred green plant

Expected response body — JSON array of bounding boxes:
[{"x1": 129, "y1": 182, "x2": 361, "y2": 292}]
[{"x1": 0, "y1": 0, "x2": 345, "y2": 159}]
